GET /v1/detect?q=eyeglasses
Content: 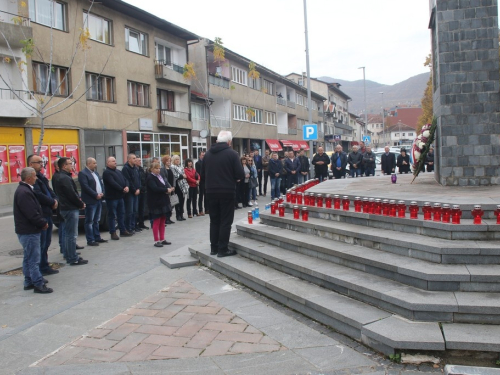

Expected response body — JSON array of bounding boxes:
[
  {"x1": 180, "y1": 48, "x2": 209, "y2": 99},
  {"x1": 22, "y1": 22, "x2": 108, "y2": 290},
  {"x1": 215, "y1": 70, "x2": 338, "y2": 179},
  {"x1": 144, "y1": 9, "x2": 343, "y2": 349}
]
[
  {"x1": 31, "y1": 161, "x2": 43, "y2": 164},
  {"x1": 65, "y1": 162, "x2": 74, "y2": 166}
]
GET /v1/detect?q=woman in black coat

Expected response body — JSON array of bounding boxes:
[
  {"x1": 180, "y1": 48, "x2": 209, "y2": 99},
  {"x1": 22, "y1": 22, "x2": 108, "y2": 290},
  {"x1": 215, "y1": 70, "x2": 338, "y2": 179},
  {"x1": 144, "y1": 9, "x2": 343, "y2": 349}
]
[
  {"x1": 146, "y1": 162, "x2": 174, "y2": 247},
  {"x1": 396, "y1": 149, "x2": 411, "y2": 174}
]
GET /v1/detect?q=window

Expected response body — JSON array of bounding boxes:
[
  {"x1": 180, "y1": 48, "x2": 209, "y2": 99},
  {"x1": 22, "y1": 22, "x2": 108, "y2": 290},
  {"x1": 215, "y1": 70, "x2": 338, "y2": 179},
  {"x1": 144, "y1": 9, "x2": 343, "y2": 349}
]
[
  {"x1": 32, "y1": 62, "x2": 69, "y2": 96},
  {"x1": 250, "y1": 109, "x2": 262, "y2": 124},
  {"x1": 231, "y1": 66, "x2": 247, "y2": 86},
  {"x1": 156, "y1": 43, "x2": 171, "y2": 65},
  {"x1": 296, "y1": 94, "x2": 304, "y2": 106},
  {"x1": 86, "y1": 73, "x2": 114, "y2": 102},
  {"x1": 408, "y1": 132, "x2": 414, "y2": 137},
  {"x1": 29, "y1": 0, "x2": 65, "y2": 30},
  {"x1": 248, "y1": 77, "x2": 261, "y2": 91},
  {"x1": 233, "y1": 104, "x2": 248, "y2": 121},
  {"x1": 125, "y1": 27, "x2": 148, "y2": 56},
  {"x1": 158, "y1": 89, "x2": 175, "y2": 111},
  {"x1": 394, "y1": 133, "x2": 400, "y2": 137},
  {"x1": 265, "y1": 111, "x2": 276, "y2": 125},
  {"x1": 402, "y1": 133, "x2": 405, "y2": 137},
  {"x1": 127, "y1": 81, "x2": 149, "y2": 107},
  {"x1": 263, "y1": 80, "x2": 274, "y2": 95},
  {"x1": 84, "y1": 12, "x2": 111, "y2": 45},
  {"x1": 191, "y1": 103, "x2": 206, "y2": 119},
  {"x1": 297, "y1": 118, "x2": 306, "y2": 130}
]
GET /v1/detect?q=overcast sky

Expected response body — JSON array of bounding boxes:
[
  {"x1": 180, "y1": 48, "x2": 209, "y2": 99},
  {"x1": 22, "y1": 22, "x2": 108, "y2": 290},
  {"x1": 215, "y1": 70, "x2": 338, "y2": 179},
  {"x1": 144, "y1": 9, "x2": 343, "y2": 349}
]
[{"x1": 124, "y1": 0, "x2": 433, "y2": 85}]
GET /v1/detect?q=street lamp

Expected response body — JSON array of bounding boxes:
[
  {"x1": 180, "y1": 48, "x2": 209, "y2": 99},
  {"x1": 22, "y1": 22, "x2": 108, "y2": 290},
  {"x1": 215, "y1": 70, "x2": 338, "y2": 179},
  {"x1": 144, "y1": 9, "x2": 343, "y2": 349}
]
[
  {"x1": 380, "y1": 92, "x2": 384, "y2": 148},
  {"x1": 358, "y1": 67, "x2": 367, "y2": 141}
]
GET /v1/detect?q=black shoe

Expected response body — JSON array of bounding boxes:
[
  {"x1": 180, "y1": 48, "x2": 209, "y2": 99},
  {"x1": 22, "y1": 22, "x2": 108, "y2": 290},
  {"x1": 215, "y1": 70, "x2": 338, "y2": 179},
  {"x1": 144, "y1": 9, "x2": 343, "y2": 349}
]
[
  {"x1": 34, "y1": 284, "x2": 53, "y2": 293},
  {"x1": 179, "y1": 217, "x2": 186, "y2": 221},
  {"x1": 154, "y1": 242, "x2": 163, "y2": 248},
  {"x1": 166, "y1": 220, "x2": 175, "y2": 224},
  {"x1": 161, "y1": 240, "x2": 172, "y2": 245},
  {"x1": 138, "y1": 225, "x2": 149, "y2": 230},
  {"x1": 95, "y1": 238, "x2": 108, "y2": 243},
  {"x1": 210, "y1": 250, "x2": 218, "y2": 255},
  {"x1": 76, "y1": 244, "x2": 84, "y2": 250},
  {"x1": 41, "y1": 268, "x2": 59, "y2": 276},
  {"x1": 111, "y1": 233, "x2": 119, "y2": 240},
  {"x1": 135, "y1": 228, "x2": 142, "y2": 233},
  {"x1": 24, "y1": 277, "x2": 48, "y2": 290},
  {"x1": 120, "y1": 231, "x2": 133, "y2": 237},
  {"x1": 217, "y1": 250, "x2": 237, "y2": 258},
  {"x1": 87, "y1": 242, "x2": 99, "y2": 247},
  {"x1": 70, "y1": 258, "x2": 88, "y2": 266}
]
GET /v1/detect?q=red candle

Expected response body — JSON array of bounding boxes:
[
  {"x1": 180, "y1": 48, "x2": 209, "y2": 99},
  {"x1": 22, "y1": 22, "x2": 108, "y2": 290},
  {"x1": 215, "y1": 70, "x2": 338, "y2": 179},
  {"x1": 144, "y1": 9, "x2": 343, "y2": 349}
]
[
  {"x1": 248, "y1": 211, "x2": 253, "y2": 224},
  {"x1": 389, "y1": 200, "x2": 397, "y2": 217},
  {"x1": 442, "y1": 204, "x2": 451, "y2": 223},
  {"x1": 297, "y1": 193, "x2": 303, "y2": 205},
  {"x1": 291, "y1": 191, "x2": 297, "y2": 204},
  {"x1": 342, "y1": 196, "x2": 350, "y2": 211},
  {"x1": 278, "y1": 204, "x2": 285, "y2": 217},
  {"x1": 409, "y1": 201, "x2": 419, "y2": 219},
  {"x1": 374, "y1": 199, "x2": 382, "y2": 215},
  {"x1": 471, "y1": 205, "x2": 484, "y2": 225},
  {"x1": 286, "y1": 190, "x2": 292, "y2": 203},
  {"x1": 278, "y1": 195, "x2": 284, "y2": 204},
  {"x1": 271, "y1": 200, "x2": 277, "y2": 215},
  {"x1": 494, "y1": 205, "x2": 500, "y2": 224},
  {"x1": 354, "y1": 197, "x2": 362, "y2": 212},
  {"x1": 382, "y1": 199, "x2": 390, "y2": 216},
  {"x1": 325, "y1": 195, "x2": 332, "y2": 209},
  {"x1": 433, "y1": 203, "x2": 442, "y2": 222},
  {"x1": 362, "y1": 198, "x2": 369, "y2": 213},
  {"x1": 369, "y1": 198, "x2": 375, "y2": 214},
  {"x1": 423, "y1": 202, "x2": 432, "y2": 220},
  {"x1": 333, "y1": 195, "x2": 341, "y2": 210},
  {"x1": 316, "y1": 194, "x2": 324, "y2": 208},
  {"x1": 310, "y1": 194, "x2": 316, "y2": 207},
  {"x1": 304, "y1": 193, "x2": 310, "y2": 206},
  {"x1": 397, "y1": 200, "x2": 406, "y2": 218},
  {"x1": 451, "y1": 205, "x2": 462, "y2": 224},
  {"x1": 293, "y1": 205, "x2": 300, "y2": 219},
  {"x1": 301, "y1": 206, "x2": 309, "y2": 221}
]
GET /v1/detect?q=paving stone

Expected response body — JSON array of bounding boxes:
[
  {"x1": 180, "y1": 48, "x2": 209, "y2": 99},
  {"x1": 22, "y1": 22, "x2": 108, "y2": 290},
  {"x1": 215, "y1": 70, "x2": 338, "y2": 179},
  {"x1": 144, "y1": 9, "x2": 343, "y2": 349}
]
[
  {"x1": 230, "y1": 342, "x2": 281, "y2": 354},
  {"x1": 148, "y1": 297, "x2": 177, "y2": 310},
  {"x1": 110, "y1": 332, "x2": 148, "y2": 352},
  {"x1": 86, "y1": 328, "x2": 112, "y2": 339},
  {"x1": 98, "y1": 314, "x2": 131, "y2": 330},
  {"x1": 36, "y1": 345, "x2": 86, "y2": 367},
  {"x1": 191, "y1": 313, "x2": 233, "y2": 323},
  {"x1": 185, "y1": 329, "x2": 221, "y2": 349},
  {"x1": 215, "y1": 331, "x2": 263, "y2": 343},
  {"x1": 160, "y1": 246, "x2": 198, "y2": 269},
  {"x1": 200, "y1": 340, "x2": 235, "y2": 357},
  {"x1": 151, "y1": 345, "x2": 202, "y2": 358},
  {"x1": 293, "y1": 344, "x2": 376, "y2": 371},
  {"x1": 72, "y1": 337, "x2": 119, "y2": 350},
  {"x1": 154, "y1": 303, "x2": 185, "y2": 318},
  {"x1": 259, "y1": 320, "x2": 338, "y2": 349},
  {"x1": 134, "y1": 324, "x2": 177, "y2": 336},
  {"x1": 124, "y1": 308, "x2": 159, "y2": 317},
  {"x1": 117, "y1": 343, "x2": 159, "y2": 362},
  {"x1": 183, "y1": 305, "x2": 222, "y2": 314},
  {"x1": 445, "y1": 365, "x2": 500, "y2": 375},
  {"x1": 204, "y1": 322, "x2": 247, "y2": 332},
  {"x1": 163, "y1": 312, "x2": 196, "y2": 327},
  {"x1": 442, "y1": 323, "x2": 500, "y2": 351},
  {"x1": 75, "y1": 347, "x2": 125, "y2": 362},
  {"x1": 105, "y1": 323, "x2": 141, "y2": 341},
  {"x1": 173, "y1": 298, "x2": 211, "y2": 306},
  {"x1": 127, "y1": 316, "x2": 167, "y2": 326},
  {"x1": 454, "y1": 292, "x2": 500, "y2": 314},
  {"x1": 143, "y1": 334, "x2": 190, "y2": 347},
  {"x1": 172, "y1": 320, "x2": 206, "y2": 338}
]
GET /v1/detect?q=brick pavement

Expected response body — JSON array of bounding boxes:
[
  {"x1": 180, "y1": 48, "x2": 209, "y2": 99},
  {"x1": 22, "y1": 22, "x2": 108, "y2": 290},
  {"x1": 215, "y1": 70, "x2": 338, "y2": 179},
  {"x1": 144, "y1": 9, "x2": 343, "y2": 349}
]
[{"x1": 35, "y1": 279, "x2": 285, "y2": 366}]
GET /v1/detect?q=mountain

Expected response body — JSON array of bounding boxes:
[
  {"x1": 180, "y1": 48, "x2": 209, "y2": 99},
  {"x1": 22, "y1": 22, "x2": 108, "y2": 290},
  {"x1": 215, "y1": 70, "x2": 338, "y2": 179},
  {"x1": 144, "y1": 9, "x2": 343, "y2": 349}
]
[{"x1": 318, "y1": 72, "x2": 430, "y2": 115}]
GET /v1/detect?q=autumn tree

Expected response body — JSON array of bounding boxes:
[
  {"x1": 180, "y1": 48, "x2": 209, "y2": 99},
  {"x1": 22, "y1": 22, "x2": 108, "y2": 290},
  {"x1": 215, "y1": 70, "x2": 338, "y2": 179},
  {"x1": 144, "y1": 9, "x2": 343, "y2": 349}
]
[{"x1": 417, "y1": 54, "x2": 433, "y2": 132}]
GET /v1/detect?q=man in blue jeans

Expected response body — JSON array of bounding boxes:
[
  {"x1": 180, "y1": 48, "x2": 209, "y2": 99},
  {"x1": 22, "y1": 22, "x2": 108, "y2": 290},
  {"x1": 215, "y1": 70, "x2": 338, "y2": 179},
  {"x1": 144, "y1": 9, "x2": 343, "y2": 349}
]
[
  {"x1": 14, "y1": 167, "x2": 52, "y2": 293},
  {"x1": 122, "y1": 154, "x2": 141, "y2": 234},
  {"x1": 53, "y1": 157, "x2": 88, "y2": 266},
  {"x1": 268, "y1": 152, "x2": 282, "y2": 200}
]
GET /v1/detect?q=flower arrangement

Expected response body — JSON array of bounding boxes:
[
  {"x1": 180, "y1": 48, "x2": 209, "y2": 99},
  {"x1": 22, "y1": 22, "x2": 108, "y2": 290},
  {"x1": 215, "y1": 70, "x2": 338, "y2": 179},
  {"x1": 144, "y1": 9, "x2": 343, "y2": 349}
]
[{"x1": 411, "y1": 116, "x2": 437, "y2": 183}]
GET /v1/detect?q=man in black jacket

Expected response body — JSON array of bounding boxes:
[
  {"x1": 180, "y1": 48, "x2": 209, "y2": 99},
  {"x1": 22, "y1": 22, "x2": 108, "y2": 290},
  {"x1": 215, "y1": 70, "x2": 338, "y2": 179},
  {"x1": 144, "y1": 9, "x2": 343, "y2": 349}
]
[
  {"x1": 78, "y1": 157, "x2": 107, "y2": 246},
  {"x1": 297, "y1": 149, "x2": 310, "y2": 183},
  {"x1": 331, "y1": 145, "x2": 348, "y2": 179},
  {"x1": 14, "y1": 167, "x2": 52, "y2": 293},
  {"x1": 195, "y1": 151, "x2": 207, "y2": 216},
  {"x1": 253, "y1": 149, "x2": 263, "y2": 196},
  {"x1": 28, "y1": 154, "x2": 59, "y2": 276},
  {"x1": 347, "y1": 145, "x2": 363, "y2": 178},
  {"x1": 53, "y1": 157, "x2": 88, "y2": 266},
  {"x1": 201, "y1": 131, "x2": 245, "y2": 258},
  {"x1": 312, "y1": 147, "x2": 330, "y2": 182},
  {"x1": 102, "y1": 156, "x2": 132, "y2": 240},
  {"x1": 122, "y1": 154, "x2": 141, "y2": 234},
  {"x1": 381, "y1": 146, "x2": 396, "y2": 175},
  {"x1": 135, "y1": 157, "x2": 149, "y2": 229}
]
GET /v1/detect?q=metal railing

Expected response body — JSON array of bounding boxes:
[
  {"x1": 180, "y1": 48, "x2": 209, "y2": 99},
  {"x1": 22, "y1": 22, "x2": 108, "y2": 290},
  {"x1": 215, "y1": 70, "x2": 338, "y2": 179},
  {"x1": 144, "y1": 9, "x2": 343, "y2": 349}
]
[
  {"x1": 287, "y1": 100, "x2": 296, "y2": 109},
  {"x1": 192, "y1": 117, "x2": 208, "y2": 131},
  {"x1": 157, "y1": 109, "x2": 190, "y2": 124},
  {"x1": 208, "y1": 74, "x2": 229, "y2": 89},
  {"x1": 0, "y1": 88, "x2": 34, "y2": 100},
  {"x1": 210, "y1": 115, "x2": 231, "y2": 128},
  {"x1": 277, "y1": 97, "x2": 286, "y2": 106},
  {"x1": 0, "y1": 10, "x2": 30, "y2": 26},
  {"x1": 154, "y1": 60, "x2": 184, "y2": 77}
]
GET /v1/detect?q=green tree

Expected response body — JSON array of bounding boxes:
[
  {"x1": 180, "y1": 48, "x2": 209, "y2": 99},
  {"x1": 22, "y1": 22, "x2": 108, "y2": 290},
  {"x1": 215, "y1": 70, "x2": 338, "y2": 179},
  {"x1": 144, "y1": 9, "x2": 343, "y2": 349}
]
[{"x1": 417, "y1": 54, "x2": 433, "y2": 132}]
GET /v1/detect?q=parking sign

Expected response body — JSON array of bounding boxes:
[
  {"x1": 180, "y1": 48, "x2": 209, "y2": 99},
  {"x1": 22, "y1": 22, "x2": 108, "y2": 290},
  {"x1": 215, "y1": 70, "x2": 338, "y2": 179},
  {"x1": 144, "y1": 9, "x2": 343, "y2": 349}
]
[
  {"x1": 303, "y1": 124, "x2": 318, "y2": 141},
  {"x1": 362, "y1": 135, "x2": 371, "y2": 144}
]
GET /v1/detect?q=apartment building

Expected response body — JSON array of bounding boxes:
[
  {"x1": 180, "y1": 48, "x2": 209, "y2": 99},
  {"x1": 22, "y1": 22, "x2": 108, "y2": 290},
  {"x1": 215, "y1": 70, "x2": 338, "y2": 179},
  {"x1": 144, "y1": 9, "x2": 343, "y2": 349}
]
[
  {"x1": 286, "y1": 74, "x2": 353, "y2": 152},
  {"x1": 188, "y1": 39, "x2": 325, "y2": 155},
  {"x1": 0, "y1": 0, "x2": 198, "y2": 205}
]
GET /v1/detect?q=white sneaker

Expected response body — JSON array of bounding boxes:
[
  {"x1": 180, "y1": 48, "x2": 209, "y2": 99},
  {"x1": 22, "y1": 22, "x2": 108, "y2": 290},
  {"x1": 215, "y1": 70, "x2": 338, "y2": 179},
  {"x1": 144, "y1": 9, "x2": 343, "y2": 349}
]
[{"x1": 248, "y1": 201, "x2": 253, "y2": 206}]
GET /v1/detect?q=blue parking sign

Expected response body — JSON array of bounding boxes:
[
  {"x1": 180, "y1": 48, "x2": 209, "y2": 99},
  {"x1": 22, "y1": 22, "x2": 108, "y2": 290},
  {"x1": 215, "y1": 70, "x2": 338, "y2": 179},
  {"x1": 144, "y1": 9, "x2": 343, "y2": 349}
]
[
  {"x1": 303, "y1": 124, "x2": 318, "y2": 141},
  {"x1": 362, "y1": 135, "x2": 371, "y2": 144}
]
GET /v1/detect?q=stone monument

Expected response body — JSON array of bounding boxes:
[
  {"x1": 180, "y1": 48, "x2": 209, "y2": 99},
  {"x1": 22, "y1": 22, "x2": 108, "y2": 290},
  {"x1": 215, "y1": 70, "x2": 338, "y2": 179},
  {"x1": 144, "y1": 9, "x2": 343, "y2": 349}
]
[{"x1": 430, "y1": 0, "x2": 500, "y2": 186}]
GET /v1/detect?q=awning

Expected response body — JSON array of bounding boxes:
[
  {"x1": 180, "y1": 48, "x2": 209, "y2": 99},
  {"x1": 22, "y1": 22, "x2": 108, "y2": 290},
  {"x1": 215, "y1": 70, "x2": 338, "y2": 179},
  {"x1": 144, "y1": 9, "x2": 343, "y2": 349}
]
[
  {"x1": 266, "y1": 139, "x2": 283, "y2": 152},
  {"x1": 280, "y1": 140, "x2": 309, "y2": 151}
]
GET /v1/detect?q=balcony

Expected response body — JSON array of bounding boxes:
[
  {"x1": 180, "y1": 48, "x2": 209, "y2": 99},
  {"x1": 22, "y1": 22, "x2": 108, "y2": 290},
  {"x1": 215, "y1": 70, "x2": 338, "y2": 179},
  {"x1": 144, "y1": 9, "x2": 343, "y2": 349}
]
[
  {"x1": 192, "y1": 118, "x2": 208, "y2": 131},
  {"x1": 210, "y1": 115, "x2": 230, "y2": 128},
  {"x1": 0, "y1": 88, "x2": 36, "y2": 117},
  {"x1": 287, "y1": 100, "x2": 296, "y2": 109},
  {"x1": 288, "y1": 128, "x2": 297, "y2": 135},
  {"x1": 154, "y1": 60, "x2": 186, "y2": 85},
  {"x1": 157, "y1": 109, "x2": 191, "y2": 129},
  {"x1": 277, "y1": 97, "x2": 286, "y2": 106},
  {"x1": 208, "y1": 74, "x2": 229, "y2": 89},
  {"x1": 0, "y1": 11, "x2": 32, "y2": 48}
]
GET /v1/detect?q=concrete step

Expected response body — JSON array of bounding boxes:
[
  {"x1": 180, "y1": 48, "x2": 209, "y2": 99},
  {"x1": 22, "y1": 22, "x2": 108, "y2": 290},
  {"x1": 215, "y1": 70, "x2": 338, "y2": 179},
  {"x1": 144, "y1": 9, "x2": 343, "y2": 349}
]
[
  {"x1": 261, "y1": 211, "x2": 500, "y2": 264},
  {"x1": 238, "y1": 220, "x2": 500, "y2": 292},
  {"x1": 226, "y1": 233, "x2": 500, "y2": 324},
  {"x1": 188, "y1": 242, "x2": 447, "y2": 355},
  {"x1": 280, "y1": 203, "x2": 500, "y2": 241}
]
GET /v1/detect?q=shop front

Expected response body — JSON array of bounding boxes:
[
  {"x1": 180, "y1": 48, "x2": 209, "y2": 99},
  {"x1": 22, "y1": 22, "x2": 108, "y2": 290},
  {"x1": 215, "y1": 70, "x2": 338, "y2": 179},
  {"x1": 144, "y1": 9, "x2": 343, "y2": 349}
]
[{"x1": 0, "y1": 127, "x2": 26, "y2": 184}]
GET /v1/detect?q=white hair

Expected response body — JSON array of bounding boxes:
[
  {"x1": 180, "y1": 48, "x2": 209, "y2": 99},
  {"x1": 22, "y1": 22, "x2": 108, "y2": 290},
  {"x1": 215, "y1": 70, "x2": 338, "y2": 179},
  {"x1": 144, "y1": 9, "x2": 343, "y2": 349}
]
[{"x1": 217, "y1": 131, "x2": 233, "y2": 143}]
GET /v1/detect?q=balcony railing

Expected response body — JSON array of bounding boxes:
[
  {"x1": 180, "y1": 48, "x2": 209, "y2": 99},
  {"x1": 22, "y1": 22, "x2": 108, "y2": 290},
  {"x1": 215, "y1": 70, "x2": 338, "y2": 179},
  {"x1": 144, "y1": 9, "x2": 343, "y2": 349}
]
[
  {"x1": 157, "y1": 109, "x2": 190, "y2": 124},
  {"x1": 0, "y1": 10, "x2": 30, "y2": 26},
  {"x1": 208, "y1": 74, "x2": 229, "y2": 89},
  {"x1": 154, "y1": 60, "x2": 184, "y2": 78},
  {"x1": 287, "y1": 100, "x2": 296, "y2": 109},
  {"x1": 192, "y1": 117, "x2": 208, "y2": 131},
  {"x1": 0, "y1": 88, "x2": 34, "y2": 100},
  {"x1": 210, "y1": 115, "x2": 230, "y2": 128},
  {"x1": 277, "y1": 97, "x2": 286, "y2": 106}
]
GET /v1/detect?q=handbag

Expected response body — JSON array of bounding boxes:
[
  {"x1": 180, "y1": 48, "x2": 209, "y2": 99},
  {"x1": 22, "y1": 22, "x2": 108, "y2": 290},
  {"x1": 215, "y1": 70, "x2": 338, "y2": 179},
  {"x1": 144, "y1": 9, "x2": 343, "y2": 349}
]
[
  {"x1": 169, "y1": 193, "x2": 179, "y2": 206},
  {"x1": 249, "y1": 176, "x2": 258, "y2": 189}
]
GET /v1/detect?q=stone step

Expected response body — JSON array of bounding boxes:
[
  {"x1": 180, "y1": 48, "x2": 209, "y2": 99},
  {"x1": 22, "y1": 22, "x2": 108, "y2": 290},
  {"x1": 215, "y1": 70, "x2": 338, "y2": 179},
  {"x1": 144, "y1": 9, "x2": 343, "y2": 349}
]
[
  {"x1": 260, "y1": 211, "x2": 500, "y2": 264},
  {"x1": 236, "y1": 221, "x2": 500, "y2": 292},
  {"x1": 280, "y1": 203, "x2": 500, "y2": 241},
  {"x1": 226, "y1": 233, "x2": 500, "y2": 324},
  {"x1": 188, "y1": 242, "x2": 446, "y2": 355}
]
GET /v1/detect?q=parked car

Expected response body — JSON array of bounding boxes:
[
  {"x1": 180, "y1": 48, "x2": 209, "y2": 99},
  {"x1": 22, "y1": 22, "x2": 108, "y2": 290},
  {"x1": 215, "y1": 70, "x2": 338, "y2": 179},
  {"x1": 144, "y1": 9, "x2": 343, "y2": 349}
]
[{"x1": 52, "y1": 200, "x2": 109, "y2": 231}]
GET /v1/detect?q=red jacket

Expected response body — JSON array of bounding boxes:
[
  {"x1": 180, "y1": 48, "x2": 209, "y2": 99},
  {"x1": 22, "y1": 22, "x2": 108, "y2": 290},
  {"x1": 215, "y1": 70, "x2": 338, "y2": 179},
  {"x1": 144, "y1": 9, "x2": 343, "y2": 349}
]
[{"x1": 184, "y1": 167, "x2": 200, "y2": 188}]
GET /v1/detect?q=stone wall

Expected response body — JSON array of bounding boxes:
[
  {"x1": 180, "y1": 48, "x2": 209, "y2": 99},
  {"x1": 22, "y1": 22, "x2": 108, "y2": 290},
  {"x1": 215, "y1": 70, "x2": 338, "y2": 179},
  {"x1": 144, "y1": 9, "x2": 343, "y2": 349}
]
[{"x1": 431, "y1": 0, "x2": 500, "y2": 186}]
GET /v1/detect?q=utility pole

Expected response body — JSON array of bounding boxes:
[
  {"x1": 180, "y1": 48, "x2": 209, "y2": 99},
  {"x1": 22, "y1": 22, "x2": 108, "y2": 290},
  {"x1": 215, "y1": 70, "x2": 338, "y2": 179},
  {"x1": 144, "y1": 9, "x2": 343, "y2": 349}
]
[
  {"x1": 303, "y1": 0, "x2": 314, "y2": 178},
  {"x1": 358, "y1": 67, "x2": 367, "y2": 142},
  {"x1": 380, "y1": 91, "x2": 385, "y2": 148}
]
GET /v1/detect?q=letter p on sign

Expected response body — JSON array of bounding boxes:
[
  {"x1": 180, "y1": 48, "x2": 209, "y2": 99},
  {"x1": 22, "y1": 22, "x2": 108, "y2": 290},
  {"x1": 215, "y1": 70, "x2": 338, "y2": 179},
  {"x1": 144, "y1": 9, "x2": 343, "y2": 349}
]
[{"x1": 303, "y1": 124, "x2": 318, "y2": 141}]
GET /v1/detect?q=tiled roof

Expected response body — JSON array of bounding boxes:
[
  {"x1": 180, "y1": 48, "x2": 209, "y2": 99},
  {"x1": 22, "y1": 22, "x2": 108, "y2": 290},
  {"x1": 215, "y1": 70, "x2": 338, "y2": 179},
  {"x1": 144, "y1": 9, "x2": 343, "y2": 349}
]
[{"x1": 386, "y1": 108, "x2": 423, "y2": 129}]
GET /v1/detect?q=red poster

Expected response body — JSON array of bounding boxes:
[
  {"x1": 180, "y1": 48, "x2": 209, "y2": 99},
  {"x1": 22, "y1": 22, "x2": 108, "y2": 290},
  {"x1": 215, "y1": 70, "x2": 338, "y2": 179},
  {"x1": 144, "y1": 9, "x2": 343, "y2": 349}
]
[
  {"x1": 33, "y1": 145, "x2": 50, "y2": 179},
  {"x1": 50, "y1": 145, "x2": 64, "y2": 175},
  {"x1": 0, "y1": 146, "x2": 8, "y2": 184},
  {"x1": 65, "y1": 144, "x2": 80, "y2": 177},
  {"x1": 8, "y1": 145, "x2": 26, "y2": 183}
]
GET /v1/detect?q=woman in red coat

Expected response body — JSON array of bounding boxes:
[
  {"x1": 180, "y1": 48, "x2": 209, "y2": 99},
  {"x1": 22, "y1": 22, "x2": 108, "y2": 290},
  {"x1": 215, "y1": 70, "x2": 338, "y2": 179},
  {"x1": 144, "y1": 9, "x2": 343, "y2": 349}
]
[{"x1": 184, "y1": 159, "x2": 200, "y2": 218}]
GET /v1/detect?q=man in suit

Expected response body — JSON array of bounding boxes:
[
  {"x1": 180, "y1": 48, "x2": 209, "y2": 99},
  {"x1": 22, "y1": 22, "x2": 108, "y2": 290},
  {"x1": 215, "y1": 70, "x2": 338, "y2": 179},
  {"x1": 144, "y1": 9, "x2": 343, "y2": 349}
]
[
  {"x1": 28, "y1": 154, "x2": 59, "y2": 276},
  {"x1": 195, "y1": 151, "x2": 207, "y2": 215},
  {"x1": 330, "y1": 145, "x2": 348, "y2": 179},
  {"x1": 381, "y1": 146, "x2": 396, "y2": 175},
  {"x1": 284, "y1": 150, "x2": 301, "y2": 188},
  {"x1": 253, "y1": 149, "x2": 263, "y2": 196},
  {"x1": 78, "y1": 157, "x2": 108, "y2": 246}
]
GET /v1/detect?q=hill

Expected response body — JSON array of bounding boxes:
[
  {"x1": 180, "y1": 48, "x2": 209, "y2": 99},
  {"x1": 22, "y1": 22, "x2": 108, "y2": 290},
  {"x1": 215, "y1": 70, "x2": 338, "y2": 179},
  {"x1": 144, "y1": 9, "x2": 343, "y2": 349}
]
[{"x1": 318, "y1": 72, "x2": 429, "y2": 114}]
